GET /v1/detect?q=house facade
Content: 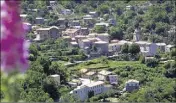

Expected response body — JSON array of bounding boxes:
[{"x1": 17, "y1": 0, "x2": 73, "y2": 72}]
[
  {"x1": 35, "y1": 26, "x2": 61, "y2": 40},
  {"x1": 125, "y1": 79, "x2": 139, "y2": 92},
  {"x1": 88, "y1": 33, "x2": 109, "y2": 42},
  {"x1": 70, "y1": 79, "x2": 108, "y2": 101},
  {"x1": 62, "y1": 29, "x2": 80, "y2": 38},
  {"x1": 135, "y1": 41, "x2": 158, "y2": 56},
  {"x1": 78, "y1": 39, "x2": 92, "y2": 49},
  {"x1": 93, "y1": 41, "x2": 109, "y2": 55},
  {"x1": 108, "y1": 43, "x2": 121, "y2": 53},
  {"x1": 97, "y1": 70, "x2": 113, "y2": 81}
]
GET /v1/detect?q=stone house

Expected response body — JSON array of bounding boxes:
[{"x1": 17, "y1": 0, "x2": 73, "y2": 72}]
[
  {"x1": 62, "y1": 29, "x2": 80, "y2": 38},
  {"x1": 97, "y1": 70, "x2": 113, "y2": 81},
  {"x1": 93, "y1": 41, "x2": 109, "y2": 55},
  {"x1": 35, "y1": 26, "x2": 61, "y2": 41},
  {"x1": 125, "y1": 79, "x2": 139, "y2": 92},
  {"x1": 88, "y1": 33, "x2": 109, "y2": 42}
]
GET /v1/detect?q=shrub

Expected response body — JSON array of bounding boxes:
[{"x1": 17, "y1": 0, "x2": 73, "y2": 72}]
[{"x1": 145, "y1": 58, "x2": 159, "y2": 68}]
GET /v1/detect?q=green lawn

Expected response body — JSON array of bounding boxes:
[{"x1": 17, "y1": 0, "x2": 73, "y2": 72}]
[{"x1": 67, "y1": 60, "x2": 142, "y2": 71}]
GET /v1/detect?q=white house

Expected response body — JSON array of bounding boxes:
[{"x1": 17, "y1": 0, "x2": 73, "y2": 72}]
[
  {"x1": 109, "y1": 40, "x2": 133, "y2": 53},
  {"x1": 70, "y1": 78, "x2": 110, "y2": 101},
  {"x1": 135, "y1": 41, "x2": 158, "y2": 56}
]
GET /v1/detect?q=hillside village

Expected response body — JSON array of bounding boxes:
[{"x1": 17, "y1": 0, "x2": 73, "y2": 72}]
[
  {"x1": 22, "y1": 1, "x2": 174, "y2": 58},
  {"x1": 1, "y1": 0, "x2": 175, "y2": 102}
]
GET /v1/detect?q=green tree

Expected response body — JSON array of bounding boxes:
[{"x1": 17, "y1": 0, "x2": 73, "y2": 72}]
[
  {"x1": 109, "y1": 27, "x2": 124, "y2": 40},
  {"x1": 26, "y1": 15, "x2": 35, "y2": 24},
  {"x1": 20, "y1": 88, "x2": 53, "y2": 102},
  {"x1": 94, "y1": 25, "x2": 106, "y2": 33},
  {"x1": 164, "y1": 61, "x2": 176, "y2": 78},
  {"x1": 43, "y1": 78, "x2": 60, "y2": 101},
  {"x1": 37, "y1": 56, "x2": 51, "y2": 75},
  {"x1": 170, "y1": 48, "x2": 176, "y2": 58},
  {"x1": 128, "y1": 43, "x2": 140, "y2": 55},
  {"x1": 145, "y1": 58, "x2": 159, "y2": 68},
  {"x1": 98, "y1": 4, "x2": 109, "y2": 15},
  {"x1": 121, "y1": 43, "x2": 129, "y2": 53},
  {"x1": 29, "y1": 43, "x2": 38, "y2": 61},
  {"x1": 80, "y1": 5, "x2": 89, "y2": 13},
  {"x1": 60, "y1": 94, "x2": 80, "y2": 103},
  {"x1": 49, "y1": 62, "x2": 69, "y2": 84}
]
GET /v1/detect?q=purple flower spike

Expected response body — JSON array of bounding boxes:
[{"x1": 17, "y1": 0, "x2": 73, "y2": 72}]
[{"x1": 1, "y1": 0, "x2": 29, "y2": 73}]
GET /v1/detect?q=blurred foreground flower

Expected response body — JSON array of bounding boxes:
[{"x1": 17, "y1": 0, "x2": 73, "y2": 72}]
[{"x1": 1, "y1": 0, "x2": 29, "y2": 73}]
